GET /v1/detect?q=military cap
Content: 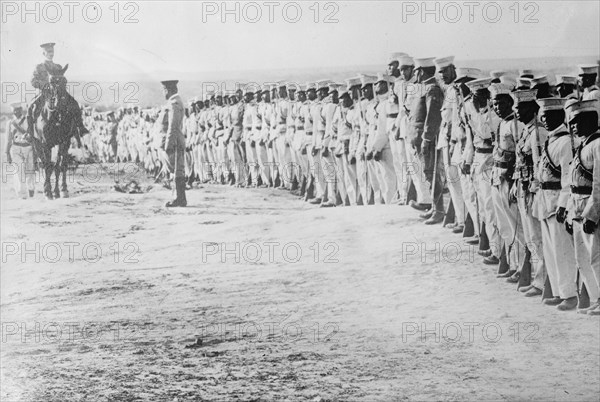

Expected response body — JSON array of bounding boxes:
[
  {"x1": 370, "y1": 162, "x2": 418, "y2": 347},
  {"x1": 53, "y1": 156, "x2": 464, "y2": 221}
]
[
  {"x1": 565, "y1": 99, "x2": 599, "y2": 122},
  {"x1": 315, "y1": 79, "x2": 332, "y2": 90},
  {"x1": 556, "y1": 75, "x2": 578, "y2": 86},
  {"x1": 537, "y1": 97, "x2": 567, "y2": 112},
  {"x1": 489, "y1": 70, "x2": 506, "y2": 79},
  {"x1": 434, "y1": 56, "x2": 455, "y2": 70},
  {"x1": 455, "y1": 67, "x2": 481, "y2": 83},
  {"x1": 215, "y1": 90, "x2": 224, "y2": 97},
  {"x1": 488, "y1": 83, "x2": 513, "y2": 98},
  {"x1": 277, "y1": 81, "x2": 287, "y2": 89},
  {"x1": 10, "y1": 102, "x2": 23, "y2": 110},
  {"x1": 359, "y1": 74, "x2": 377, "y2": 88},
  {"x1": 517, "y1": 77, "x2": 531, "y2": 89},
  {"x1": 578, "y1": 64, "x2": 598, "y2": 75},
  {"x1": 328, "y1": 82, "x2": 343, "y2": 92},
  {"x1": 500, "y1": 75, "x2": 517, "y2": 89},
  {"x1": 346, "y1": 76, "x2": 362, "y2": 88},
  {"x1": 398, "y1": 55, "x2": 415, "y2": 67},
  {"x1": 529, "y1": 75, "x2": 548, "y2": 88},
  {"x1": 414, "y1": 57, "x2": 435, "y2": 69},
  {"x1": 297, "y1": 84, "x2": 307, "y2": 93},
  {"x1": 519, "y1": 69, "x2": 534, "y2": 78},
  {"x1": 286, "y1": 82, "x2": 300, "y2": 91},
  {"x1": 375, "y1": 72, "x2": 393, "y2": 85},
  {"x1": 511, "y1": 89, "x2": 538, "y2": 104},
  {"x1": 388, "y1": 52, "x2": 408, "y2": 65},
  {"x1": 306, "y1": 82, "x2": 316, "y2": 91},
  {"x1": 466, "y1": 77, "x2": 493, "y2": 91},
  {"x1": 40, "y1": 42, "x2": 55, "y2": 50},
  {"x1": 160, "y1": 80, "x2": 179, "y2": 87}
]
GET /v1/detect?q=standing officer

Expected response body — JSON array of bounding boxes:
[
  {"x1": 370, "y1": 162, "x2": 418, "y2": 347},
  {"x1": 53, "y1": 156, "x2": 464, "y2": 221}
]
[
  {"x1": 5, "y1": 103, "x2": 36, "y2": 199},
  {"x1": 410, "y1": 57, "x2": 444, "y2": 224},
  {"x1": 565, "y1": 99, "x2": 600, "y2": 315},
  {"x1": 511, "y1": 88, "x2": 548, "y2": 296},
  {"x1": 436, "y1": 56, "x2": 466, "y2": 232},
  {"x1": 159, "y1": 80, "x2": 186, "y2": 207},
  {"x1": 536, "y1": 97, "x2": 578, "y2": 310}
]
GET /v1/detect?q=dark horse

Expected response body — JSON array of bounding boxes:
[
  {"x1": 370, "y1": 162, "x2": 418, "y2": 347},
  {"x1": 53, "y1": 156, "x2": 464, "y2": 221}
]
[{"x1": 32, "y1": 65, "x2": 78, "y2": 200}]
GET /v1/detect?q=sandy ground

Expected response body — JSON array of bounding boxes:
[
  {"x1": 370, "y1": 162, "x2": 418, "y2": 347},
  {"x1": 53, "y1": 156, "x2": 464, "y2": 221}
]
[{"x1": 1, "y1": 162, "x2": 599, "y2": 402}]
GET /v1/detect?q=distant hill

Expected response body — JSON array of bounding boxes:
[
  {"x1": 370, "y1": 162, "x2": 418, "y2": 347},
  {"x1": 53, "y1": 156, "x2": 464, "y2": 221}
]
[{"x1": 2, "y1": 55, "x2": 598, "y2": 113}]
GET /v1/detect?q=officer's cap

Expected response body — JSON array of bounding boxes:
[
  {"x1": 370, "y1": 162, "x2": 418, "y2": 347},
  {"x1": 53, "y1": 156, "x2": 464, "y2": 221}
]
[
  {"x1": 414, "y1": 57, "x2": 435, "y2": 69},
  {"x1": 398, "y1": 55, "x2": 414, "y2": 67},
  {"x1": 488, "y1": 83, "x2": 513, "y2": 98},
  {"x1": 466, "y1": 77, "x2": 493, "y2": 91},
  {"x1": 519, "y1": 69, "x2": 534, "y2": 78},
  {"x1": 346, "y1": 76, "x2": 362, "y2": 88},
  {"x1": 556, "y1": 75, "x2": 577, "y2": 86},
  {"x1": 537, "y1": 97, "x2": 567, "y2": 112},
  {"x1": 359, "y1": 74, "x2": 377, "y2": 88},
  {"x1": 434, "y1": 56, "x2": 455, "y2": 70},
  {"x1": 489, "y1": 70, "x2": 506, "y2": 79},
  {"x1": 315, "y1": 79, "x2": 332, "y2": 90},
  {"x1": 499, "y1": 75, "x2": 517, "y2": 89},
  {"x1": 160, "y1": 80, "x2": 179, "y2": 88},
  {"x1": 375, "y1": 72, "x2": 393, "y2": 85},
  {"x1": 10, "y1": 102, "x2": 23, "y2": 111},
  {"x1": 40, "y1": 42, "x2": 55, "y2": 50},
  {"x1": 455, "y1": 67, "x2": 481, "y2": 83},
  {"x1": 388, "y1": 52, "x2": 408, "y2": 65},
  {"x1": 511, "y1": 89, "x2": 538, "y2": 104},
  {"x1": 565, "y1": 99, "x2": 599, "y2": 122},
  {"x1": 529, "y1": 75, "x2": 548, "y2": 88},
  {"x1": 578, "y1": 64, "x2": 598, "y2": 76}
]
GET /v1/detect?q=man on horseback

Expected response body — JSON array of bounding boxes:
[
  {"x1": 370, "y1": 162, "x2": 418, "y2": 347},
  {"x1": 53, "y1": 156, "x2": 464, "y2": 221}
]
[{"x1": 26, "y1": 42, "x2": 89, "y2": 139}]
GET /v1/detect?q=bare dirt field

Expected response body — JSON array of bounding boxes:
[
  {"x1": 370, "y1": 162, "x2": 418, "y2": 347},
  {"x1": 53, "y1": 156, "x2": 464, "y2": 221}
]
[{"x1": 1, "y1": 163, "x2": 599, "y2": 401}]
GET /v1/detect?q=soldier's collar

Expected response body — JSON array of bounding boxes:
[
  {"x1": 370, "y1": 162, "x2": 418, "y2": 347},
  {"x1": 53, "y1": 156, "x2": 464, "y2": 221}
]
[
  {"x1": 423, "y1": 76, "x2": 437, "y2": 85},
  {"x1": 503, "y1": 113, "x2": 515, "y2": 121}
]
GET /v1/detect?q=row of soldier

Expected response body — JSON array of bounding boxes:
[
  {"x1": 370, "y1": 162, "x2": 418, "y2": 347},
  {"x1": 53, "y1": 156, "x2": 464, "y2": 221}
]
[{"x1": 51, "y1": 55, "x2": 600, "y2": 315}]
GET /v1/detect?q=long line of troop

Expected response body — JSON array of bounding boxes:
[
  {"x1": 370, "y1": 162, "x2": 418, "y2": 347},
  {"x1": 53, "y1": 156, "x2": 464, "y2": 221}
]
[{"x1": 76, "y1": 55, "x2": 600, "y2": 316}]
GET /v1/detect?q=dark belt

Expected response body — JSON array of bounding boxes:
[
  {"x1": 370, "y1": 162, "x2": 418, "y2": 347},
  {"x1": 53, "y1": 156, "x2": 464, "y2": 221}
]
[
  {"x1": 494, "y1": 161, "x2": 512, "y2": 169},
  {"x1": 387, "y1": 113, "x2": 398, "y2": 118},
  {"x1": 255, "y1": 126, "x2": 262, "y2": 130},
  {"x1": 541, "y1": 182, "x2": 562, "y2": 190},
  {"x1": 475, "y1": 147, "x2": 493, "y2": 154},
  {"x1": 296, "y1": 126, "x2": 304, "y2": 130},
  {"x1": 571, "y1": 186, "x2": 592, "y2": 195},
  {"x1": 12, "y1": 142, "x2": 32, "y2": 147},
  {"x1": 305, "y1": 131, "x2": 313, "y2": 136}
]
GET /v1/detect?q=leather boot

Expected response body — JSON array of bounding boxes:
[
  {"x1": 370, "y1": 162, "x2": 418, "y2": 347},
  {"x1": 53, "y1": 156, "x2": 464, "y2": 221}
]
[
  {"x1": 424, "y1": 210, "x2": 445, "y2": 225},
  {"x1": 166, "y1": 177, "x2": 187, "y2": 207}
]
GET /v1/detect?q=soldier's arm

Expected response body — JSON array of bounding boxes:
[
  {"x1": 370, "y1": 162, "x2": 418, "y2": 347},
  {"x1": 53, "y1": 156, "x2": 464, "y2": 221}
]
[
  {"x1": 423, "y1": 86, "x2": 444, "y2": 143},
  {"x1": 582, "y1": 143, "x2": 600, "y2": 223},
  {"x1": 557, "y1": 137, "x2": 573, "y2": 209}
]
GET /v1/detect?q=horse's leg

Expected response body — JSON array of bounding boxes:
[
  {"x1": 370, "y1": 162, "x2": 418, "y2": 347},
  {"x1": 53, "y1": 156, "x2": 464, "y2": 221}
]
[
  {"x1": 53, "y1": 147, "x2": 61, "y2": 198},
  {"x1": 60, "y1": 142, "x2": 69, "y2": 198},
  {"x1": 43, "y1": 148, "x2": 53, "y2": 200}
]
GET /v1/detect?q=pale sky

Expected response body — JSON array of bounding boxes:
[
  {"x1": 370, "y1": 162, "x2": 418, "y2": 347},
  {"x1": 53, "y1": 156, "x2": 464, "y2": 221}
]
[{"x1": 1, "y1": 0, "x2": 599, "y2": 84}]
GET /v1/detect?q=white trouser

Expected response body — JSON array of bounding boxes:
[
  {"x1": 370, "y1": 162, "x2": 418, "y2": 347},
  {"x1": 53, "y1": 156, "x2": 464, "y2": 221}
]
[
  {"x1": 375, "y1": 146, "x2": 398, "y2": 204},
  {"x1": 491, "y1": 180, "x2": 526, "y2": 270},
  {"x1": 444, "y1": 145, "x2": 465, "y2": 225},
  {"x1": 541, "y1": 215, "x2": 577, "y2": 299},
  {"x1": 342, "y1": 154, "x2": 358, "y2": 206},
  {"x1": 572, "y1": 220, "x2": 600, "y2": 302},
  {"x1": 517, "y1": 190, "x2": 546, "y2": 289},
  {"x1": 472, "y1": 153, "x2": 499, "y2": 253},
  {"x1": 9, "y1": 145, "x2": 35, "y2": 199}
]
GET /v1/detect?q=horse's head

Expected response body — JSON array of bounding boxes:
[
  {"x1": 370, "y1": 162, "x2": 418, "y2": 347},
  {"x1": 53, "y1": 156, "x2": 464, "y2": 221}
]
[{"x1": 45, "y1": 64, "x2": 69, "y2": 111}]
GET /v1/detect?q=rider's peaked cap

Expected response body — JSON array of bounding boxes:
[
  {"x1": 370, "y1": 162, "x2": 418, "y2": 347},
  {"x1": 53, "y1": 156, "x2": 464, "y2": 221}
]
[
  {"x1": 40, "y1": 43, "x2": 55, "y2": 50},
  {"x1": 160, "y1": 80, "x2": 179, "y2": 87}
]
